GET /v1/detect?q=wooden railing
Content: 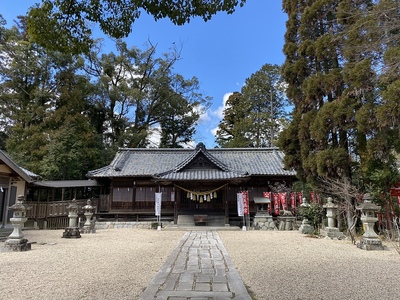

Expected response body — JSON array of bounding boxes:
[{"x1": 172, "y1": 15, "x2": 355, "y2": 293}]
[{"x1": 26, "y1": 199, "x2": 99, "y2": 219}]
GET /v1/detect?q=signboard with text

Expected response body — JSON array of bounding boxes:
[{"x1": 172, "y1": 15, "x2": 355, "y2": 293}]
[
  {"x1": 242, "y1": 191, "x2": 249, "y2": 215},
  {"x1": 155, "y1": 192, "x2": 162, "y2": 216},
  {"x1": 237, "y1": 193, "x2": 244, "y2": 217}
]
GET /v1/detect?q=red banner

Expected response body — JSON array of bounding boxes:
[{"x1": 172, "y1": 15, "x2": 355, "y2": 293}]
[
  {"x1": 297, "y1": 192, "x2": 303, "y2": 204},
  {"x1": 398, "y1": 196, "x2": 400, "y2": 206},
  {"x1": 391, "y1": 188, "x2": 400, "y2": 197},
  {"x1": 316, "y1": 193, "x2": 321, "y2": 204},
  {"x1": 290, "y1": 193, "x2": 296, "y2": 212},
  {"x1": 310, "y1": 192, "x2": 315, "y2": 203},
  {"x1": 242, "y1": 191, "x2": 249, "y2": 215},
  {"x1": 356, "y1": 194, "x2": 363, "y2": 203},
  {"x1": 280, "y1": 192, "x2": 287, "y2": 210},
  {"x1": 263, "y1": 191, "x2": 271, "y2": 198},
  {"x1": 263, "y1": 192, "x2": 272, "y2": 214},
  {"x1": 273, "y1": 193, "x2": 280, "y2": 215}
]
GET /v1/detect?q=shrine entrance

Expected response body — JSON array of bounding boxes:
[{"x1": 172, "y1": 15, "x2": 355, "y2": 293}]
[{"x1": 178, "y1": 190, "x2": 224, "y2": 215}]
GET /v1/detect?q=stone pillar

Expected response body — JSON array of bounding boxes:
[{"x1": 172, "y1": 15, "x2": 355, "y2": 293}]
[
  {"x1": 320, "y1": 197, "x2": 344, "y2": 239},
  {"x1": 298, "y1": 198, "x2": 313, "y2": 234},
  {"x1": 81, "y1": 199, "x2": 95, "y2": 234},
  {"x1": 62, "y1": 199, "x2": 81, "y2": 238},
  {"x1": 356, "y1": 194, "x2": 384, "y2": 250},
  {"x1": 5, "y1": 195, "x2": 31, "y2": 251}
]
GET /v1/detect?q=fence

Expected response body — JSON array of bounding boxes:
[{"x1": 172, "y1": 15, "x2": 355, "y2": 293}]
[{"x1": 26, "y1": 199, "x2": 99, "y2": 220}]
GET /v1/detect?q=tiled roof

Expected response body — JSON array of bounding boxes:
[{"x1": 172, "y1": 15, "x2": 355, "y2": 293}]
[
  {"x1": 0, "y1": 150, "x2": 41, "y2": 182},
  {"x1": 170, "y1": 143, "x2": 230, "y2": 172},
  {"x1": 155, "y1": 170, "x2": 250, "y2": 181},
  {"x1": 87, "y1": 145, "x2": 296, "y2": 180},
  {"x1": 33, "y1": 180, "x2": 101, "y2": 188}
]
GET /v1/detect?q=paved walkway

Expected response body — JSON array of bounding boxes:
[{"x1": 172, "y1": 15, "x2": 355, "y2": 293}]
[{"x1": 139, "y1": 230, "x2": 252, "y2": 300}]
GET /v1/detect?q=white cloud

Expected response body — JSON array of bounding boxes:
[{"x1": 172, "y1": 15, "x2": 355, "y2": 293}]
[
  {"x1": 197, "y1": 108, "x2": 211, "y2": 124},
  {"x1": 207, "y1": 92, "x2": 233, "y2": 143},
  {"x1": 212, "y1": 92, "x2": 232, "y2": 119},
  {"x1": 147, "y1": 125, "x2": 162, "y2": 148},
  {"x1": 210, "y1": 126, "x2": 219, "y2": 137},
  {"x1": 192, "y1": 92, "x2": 234, "y2": 148}
]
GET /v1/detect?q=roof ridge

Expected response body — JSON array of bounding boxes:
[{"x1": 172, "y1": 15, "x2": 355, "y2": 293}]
[
  {"x1": 0, "y1": 149, "x2": 40, "y2": 182},
  {"x1": 174, "y1": 144, "x2": 231, "y2": 172}
]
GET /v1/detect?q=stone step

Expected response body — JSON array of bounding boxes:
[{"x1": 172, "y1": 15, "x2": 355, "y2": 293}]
[
  {"x1": 177, "y1": 215, "x2": 195, "y2": 226},
  {"x1": 177, "y1": 214, "x2": 225, "y2": 226},
  {"x1": 206, "y1": 215, "x2": 225, "y2": 226}
]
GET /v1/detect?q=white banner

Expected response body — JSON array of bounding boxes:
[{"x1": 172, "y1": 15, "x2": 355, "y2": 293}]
[
  {"x1": 237, "y1": 193, "x2": 244, "y2": 217},
  {"x1": 171, "y1": 191, "x2": 175, "y2": 202},
  {"x1": 155, "y1": 192, "x2": 162, "y2": 216}
]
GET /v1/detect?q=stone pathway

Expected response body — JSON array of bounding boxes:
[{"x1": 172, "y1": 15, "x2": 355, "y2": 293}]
[{"x1": 139, "y1": 230, "x2": 251, "y2": 300}]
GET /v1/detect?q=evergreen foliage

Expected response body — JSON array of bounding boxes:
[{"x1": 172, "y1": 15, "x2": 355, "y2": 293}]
[
  {"x1": 27, "y1": 0, "x2": 246, "y2": 54},
  {"x1": 279, "y1": 0, "x2": 400, "y2": 190},
  {"x1": 0, "y1": 16, "x2": 209, "y2": 179},
  {"x1": 215, "y1": 64, "x2": 289, "y2": 148}
]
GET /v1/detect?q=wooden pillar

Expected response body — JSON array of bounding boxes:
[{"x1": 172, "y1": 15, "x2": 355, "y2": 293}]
[
  {"x1": 36, "y1": 189, "x2": 41, "y2": 220},
  {"x1": 131, "y1": 186, "x2": 136, "y2": 210},
  {"x1": 224, "y1": 185, "x2": 229, "y2": 225},
  {"x1": 174, "y1": 188, "x2": 179, "y2": 224}
]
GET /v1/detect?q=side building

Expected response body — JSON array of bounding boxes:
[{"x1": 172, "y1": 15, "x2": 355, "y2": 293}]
[{"x1": 0, "y1": 150, "x2": 41, "y2": 228}]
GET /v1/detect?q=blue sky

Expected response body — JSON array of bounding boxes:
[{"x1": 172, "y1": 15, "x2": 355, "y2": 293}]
[{"x1": 1, "y1": 1, "x2": 287, "y2": 148}]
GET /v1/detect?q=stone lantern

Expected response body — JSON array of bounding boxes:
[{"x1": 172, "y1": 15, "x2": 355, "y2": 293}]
[
  {"x1": 298, "y1": 198, "x2": 313, "y2": 234},
  {"x1": 320, "y1": 197, "x2": 344, "y2": 239},
  {"x1": 5, "y1": 195, "x2": 32, "y2": 251},
  {"x1": 62, "y1": 199, "x2": 81, "y2": 238},
  {"x1": 81, "y1": 199, "x2": 95, "y2": 234},
  {"x1": 356, "y1": 193, "x2": 384, "y2": 250}
]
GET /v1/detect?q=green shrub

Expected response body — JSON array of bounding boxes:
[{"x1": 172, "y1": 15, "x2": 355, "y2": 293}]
[{"x1": 298, "y1": 203, "x2": 324, "y2": 230}]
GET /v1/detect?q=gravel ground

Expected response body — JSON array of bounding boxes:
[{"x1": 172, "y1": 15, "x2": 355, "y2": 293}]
[
  {"x1": 1, "y1": 228, "x2": 399, "y2": 300},
  {"x1": 219, "y1": 230, "x2": 400, "y2": 300},
  {"x1": 0, "y1": 229, "x2": 183, "y2": 300}
]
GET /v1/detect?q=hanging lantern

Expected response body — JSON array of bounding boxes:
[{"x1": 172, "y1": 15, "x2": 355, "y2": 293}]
[
  {"x1": 187, "y1": 192, "x2": 190, "y2": 198},
  {"x1": 213, "y1": 191, "x2": 217, "y2": 198},
  {"x1": 199, "y1": 196, "x2": 203, "y2": 203},
  {"x1": 207, "y1": 195, "x2": 211, "y2": 202}
]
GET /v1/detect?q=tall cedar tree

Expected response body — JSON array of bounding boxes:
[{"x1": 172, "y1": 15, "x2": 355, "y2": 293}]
[
  {"x1": 0, "y1": 17, "x2": 106, "y2": 179},
  {"x1": 216, "y1": 64, "x2": 287, "y2": 148},
  {"x1": 279, "y1": 0, "x2": 399, "y2": 189},
  {"x1": 279, "y1": 0, "x2": 353, "y2": 183},
  {"x1": 338, "y1": 0, "x2": 400, "y2": 202},
  {"x1": 0, "y1": 16, "x2": 53, "y2": 172}
]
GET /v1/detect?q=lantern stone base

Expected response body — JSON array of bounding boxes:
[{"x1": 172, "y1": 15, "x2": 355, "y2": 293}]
[
  {"x1": 62, "y1": 227, "x2": 81, "y2": 238},
  {"x1": 299, "y1": 219, "x2": 313, "y2": 234},
  {"x1": 320, "y1": 227, "x2": 345, "y2": 239},
  {"x1": 357, "y1": 237, "x2": 384, "y2": 251},
  {"x1": 253, "y1": 214, "x2": 277, "y2": 230},
  {"x1": 278, "y1": 216, "x2": 297, "y2": 230},
  {"x1": 80, "y1": 226, "x2": 96, "y2": 234},
  {"x1": 4, "y1": 238, "x2": 31, "y2": 252}
]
